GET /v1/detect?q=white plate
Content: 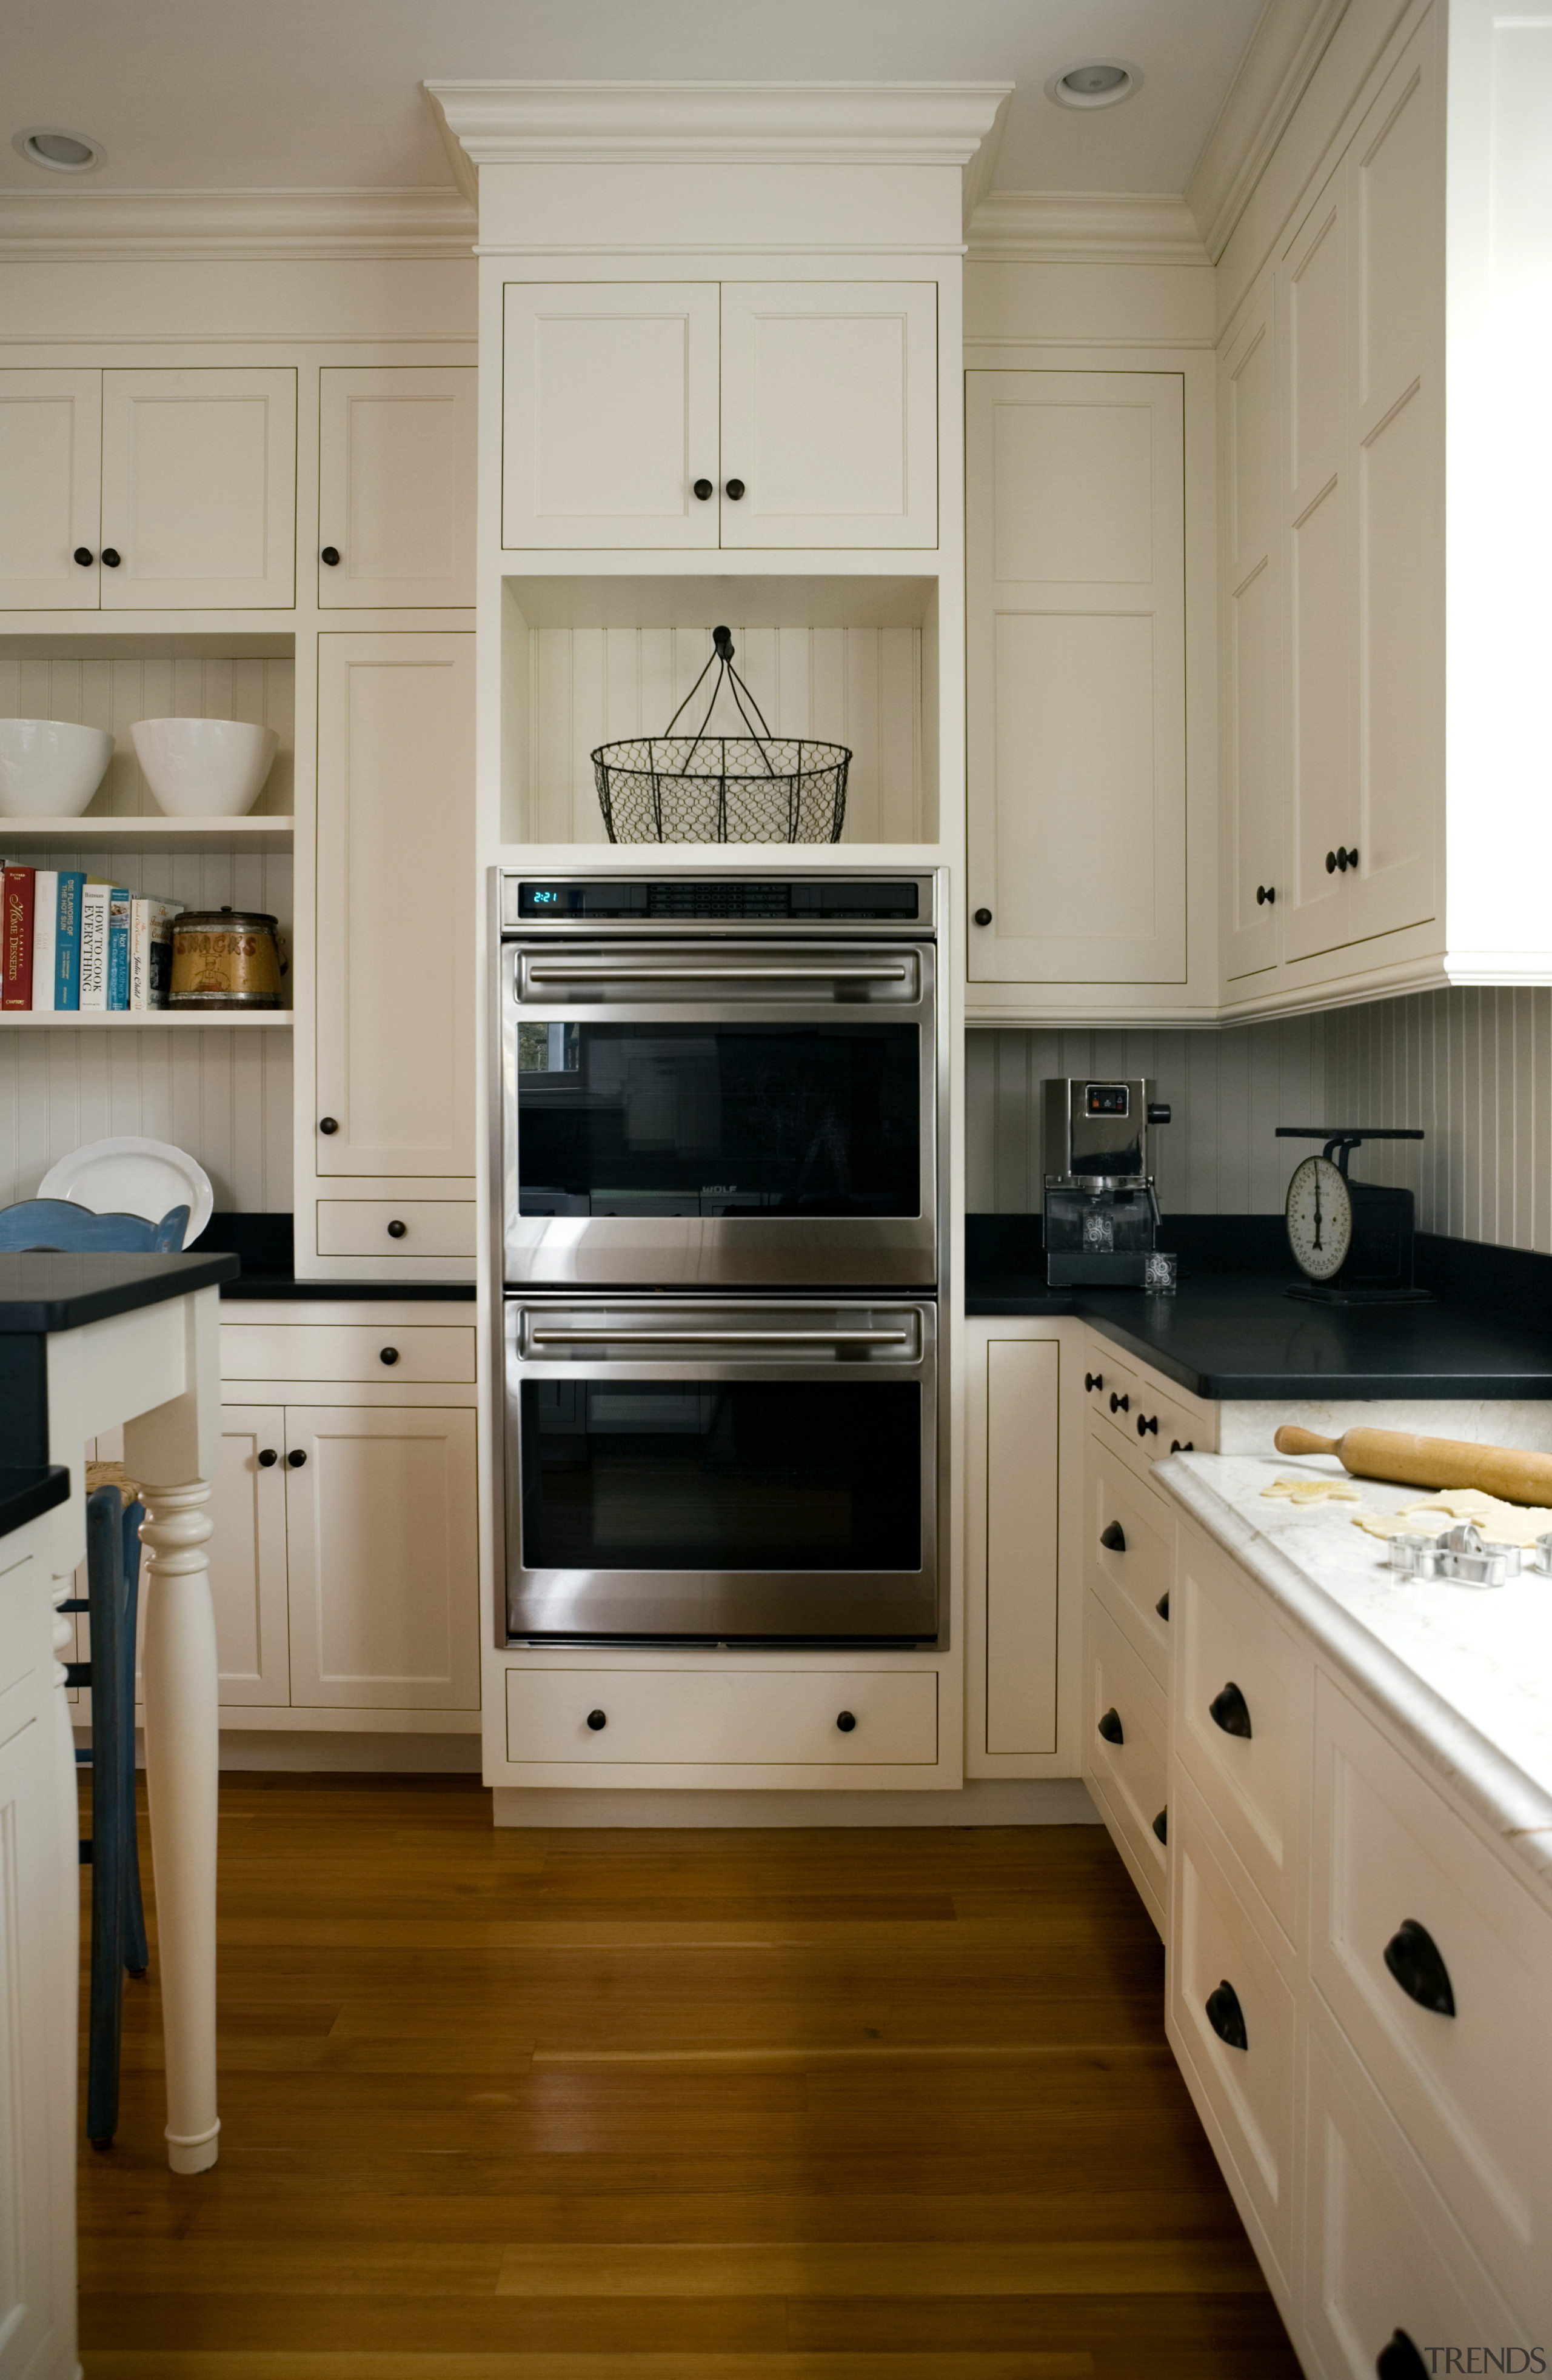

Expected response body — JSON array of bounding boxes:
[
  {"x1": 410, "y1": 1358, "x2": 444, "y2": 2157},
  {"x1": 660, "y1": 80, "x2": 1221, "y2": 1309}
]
[{"x1": 38, "y1": 1137, "x2": 213, "y2": 1247}]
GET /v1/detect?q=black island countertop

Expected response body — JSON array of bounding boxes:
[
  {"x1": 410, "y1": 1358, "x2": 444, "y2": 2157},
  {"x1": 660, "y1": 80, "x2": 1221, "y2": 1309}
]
[
  {"x1": 0, "y1": 1248, "x2": 240, "y2": 1335},
  {"x1": 966, "y1": 1215, "x2": 1552, "y2": 1400}
]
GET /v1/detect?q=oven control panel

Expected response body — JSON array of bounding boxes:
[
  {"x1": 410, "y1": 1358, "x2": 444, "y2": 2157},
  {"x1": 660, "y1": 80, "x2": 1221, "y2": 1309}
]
[{"x1": 501, "y1": 872, "x2": 935, "y2": 933}]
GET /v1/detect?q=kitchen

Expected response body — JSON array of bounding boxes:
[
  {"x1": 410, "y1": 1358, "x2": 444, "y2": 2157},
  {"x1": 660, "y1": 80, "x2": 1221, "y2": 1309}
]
[{"x1": 1, "y1": 0, "x2": 1550, "y2": 2373}]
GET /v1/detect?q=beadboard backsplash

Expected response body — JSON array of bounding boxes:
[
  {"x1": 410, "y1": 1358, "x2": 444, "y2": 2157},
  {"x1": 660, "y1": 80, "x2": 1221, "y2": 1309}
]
[
  {"x1": 1324, "y1": 988, "x2": 1552, "y2": 1253},
  {"x1": 514, "y1": 624, "x2": 926, "y2": 844},
  {"x1": 966, "y1": 1020, "x2": 1327, "y2": 1214},
  {"x1": 0, "y1": 650, "x2": 295, "y2": 1212}
]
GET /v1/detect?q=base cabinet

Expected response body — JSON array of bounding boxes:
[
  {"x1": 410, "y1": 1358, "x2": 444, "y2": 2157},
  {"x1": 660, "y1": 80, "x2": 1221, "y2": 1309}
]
[{"x1": 963, "y1": 1320, "x2": 1074, "y2": 1779}]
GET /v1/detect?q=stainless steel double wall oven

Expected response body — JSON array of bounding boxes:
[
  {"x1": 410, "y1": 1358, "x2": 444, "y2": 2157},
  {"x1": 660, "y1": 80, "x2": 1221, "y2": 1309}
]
[{"x1": 497, "y1": 871, "x2": 942, "y2": 1645}]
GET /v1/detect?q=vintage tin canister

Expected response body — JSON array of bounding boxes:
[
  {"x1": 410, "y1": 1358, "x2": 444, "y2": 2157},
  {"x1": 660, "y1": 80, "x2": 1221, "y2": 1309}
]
[{"x1": 168, "y1": 908, "x2": 283, "y2": 1008}]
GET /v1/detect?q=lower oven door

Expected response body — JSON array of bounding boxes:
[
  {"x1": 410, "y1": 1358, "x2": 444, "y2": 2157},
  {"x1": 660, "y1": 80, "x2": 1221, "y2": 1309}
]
[{"x1": 504, "y1": 1297, "x2": 938, "y2": 1643}]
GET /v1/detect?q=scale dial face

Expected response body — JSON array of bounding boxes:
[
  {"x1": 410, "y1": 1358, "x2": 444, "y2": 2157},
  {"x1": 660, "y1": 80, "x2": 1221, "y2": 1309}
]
[{"x1": 1286, "y1": 1154, "x2": 1353, "y2": 1282}]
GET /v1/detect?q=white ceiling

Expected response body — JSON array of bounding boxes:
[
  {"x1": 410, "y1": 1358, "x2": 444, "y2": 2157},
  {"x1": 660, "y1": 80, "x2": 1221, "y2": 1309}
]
[{"x1": 1, "y1": 0, "x2": 1267, "y2": 198}]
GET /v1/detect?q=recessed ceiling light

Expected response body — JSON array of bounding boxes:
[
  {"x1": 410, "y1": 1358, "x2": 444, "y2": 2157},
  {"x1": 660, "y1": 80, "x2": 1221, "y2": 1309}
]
[
  {"x1": 1045, "y1": 61, "x2": 1141, "y2": 111},
  {"x1": 13, "y1": 126, "x2": 106, "y2": 174}
]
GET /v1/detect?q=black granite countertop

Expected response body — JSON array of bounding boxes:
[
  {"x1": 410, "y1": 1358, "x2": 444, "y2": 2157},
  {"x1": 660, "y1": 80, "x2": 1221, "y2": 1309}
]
[
  {"x1": 190, "y1": 1214, "x2": 475, "y2": 1302},
  {"x1": 0, "y1": 1249, "x2": 240, "y2": 1335},
  {"x1": 967, "y1": 1215, "x2": 1552, "y2": 1400},
  {"x1": 0, "y1": 1465, "x2": 70, "y2": 1540}
]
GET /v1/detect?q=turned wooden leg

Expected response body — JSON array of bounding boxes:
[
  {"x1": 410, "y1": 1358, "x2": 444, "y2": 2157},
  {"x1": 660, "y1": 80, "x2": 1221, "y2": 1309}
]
[{"x1": 138, "y1": 1477, "x2": 219, "y2": 2175}]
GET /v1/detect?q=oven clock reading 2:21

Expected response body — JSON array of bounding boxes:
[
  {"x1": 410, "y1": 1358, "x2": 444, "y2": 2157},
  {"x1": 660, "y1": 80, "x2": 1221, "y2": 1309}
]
[{"x1": 1285, "y1": 1154, "x2": 1352, "y2": 1283}]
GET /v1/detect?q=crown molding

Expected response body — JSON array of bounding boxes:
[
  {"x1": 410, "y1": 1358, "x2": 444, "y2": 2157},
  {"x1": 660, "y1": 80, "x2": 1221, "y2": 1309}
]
[
  {"x1": 1185, "y1": 0, "x2": 1351, "y2": 261},
  {"x1": 967, "y1": 190, "x2": 1209, "y2": 267},
  {"x1": 424, "y1": 81, "x2": 1013, "y2": 228},
  {"x1": 0, "y1": 187, "x2": 477, "y2": 261}
]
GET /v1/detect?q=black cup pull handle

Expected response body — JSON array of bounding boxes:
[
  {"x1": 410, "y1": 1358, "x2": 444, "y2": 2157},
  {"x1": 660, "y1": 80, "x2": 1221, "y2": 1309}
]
[
  {"x1": 321, "y1": 545, "x2": 341, "y2": 566},
  {"x1": 101, "y1": 547, "x2": 121, "y2": 567},
  {"x1": 586, "y1": 1709, "x2": 607, "y2": 1732},
  {"x1": 836, "y1": 1710, "x2": 857, "y2": 1733},
  {"x1": 724, "y1": 478, "x2": 745, "y2": 500},
  {"x1": 1382, "y1": 1918, "x2": 1455, "y2": 2017},
  {"x1": 1155, "y1": 1590, "x2": 1169, "y2": 1622},
  {"x1": 692, "y1": 478, "x2": 714, "y2": 500},
  {"x1": 257, "y1": 1448, "x2": 278, "y2": 1468},
  {"x1": 287, "y1": 1448, "x2": 307, "y2": 1468},
  {"x1": 1151, "y1": 1808, "x2": 1168, "y2": 1845},
  {"x1": 1209, "y1": 1681, "x2": 1252, "y2": 1739},
  {"x1": 1096, "y1": 1706, "x2": 1124, "y2": 1745},
  {"x1": 73, "y1": 546, "x2": 95, "y2": 566},
  {"x1": 1084, "y1": 1371, "x2": 1103, "y2": 1392},
  {"x1": 1109, "y1": 1392, "x2": 1129, "y2": 1413},
  {"x1": 1099, "y1": 1521, "x2": 1125, "y2": 1554},
  {"x1": 1376, "y1": 2330, "x2": 1430, "y2": 2380},
  {"x1": 1205, "y1": 1979, "x2": 1248, "y2": 2051}
]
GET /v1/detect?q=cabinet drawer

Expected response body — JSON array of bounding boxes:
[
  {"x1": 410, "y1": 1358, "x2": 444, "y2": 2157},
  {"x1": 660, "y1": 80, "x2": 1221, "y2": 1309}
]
[
  {"x1": 221, "y1": 1323, "x2": 477, "y2": 1385},
  {"x1": 1169, "y1": 1776, "x2": 1299, "y2": 2288},
  {"x1": 1176, "y1": 1525, "x2": 1311, "y2": 1947},
  {"x1": 1312, "y1": 1673, "x2": 1552, "y2": 2331},
  {"x1": 316, "y1": 1200, "x2": 475, "y2": 1259},
  {"x1": 1082, "y1": 1591, "x2": 1169, "y2": 1934},
  {"x1": 506, "y1": 1668, "x2": 938, "y2": 1768},
  {"x1": 1305, "y1": 2004, "x2": 1522, "y2": 2380},
  {"x1": 1128, "y1": 1374, "x2": 1216, "y2": 1460},
  {"x1": 1086, "y1": 1436, "x2": 1172, "y2": 1683},
  {"x1": 1083, "y1": 1345, "x2": 1142, "y2": 1443}
]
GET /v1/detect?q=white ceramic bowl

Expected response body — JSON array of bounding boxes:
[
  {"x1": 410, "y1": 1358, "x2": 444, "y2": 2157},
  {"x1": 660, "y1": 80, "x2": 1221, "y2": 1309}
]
[
  {"x1": 130, "y1": 717, "x2": 280, "y2": 818},
  {"x1": 0, "y1": 718, "x2": 114, "y2": 817}
]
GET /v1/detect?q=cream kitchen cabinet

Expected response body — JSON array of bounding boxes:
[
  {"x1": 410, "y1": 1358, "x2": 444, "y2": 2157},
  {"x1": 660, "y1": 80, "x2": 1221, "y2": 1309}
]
[
  {"x1": 501, "y1": 280, "x2": 938, "y2": 550},
  {"x1": 963, "y1": 1322, "x2": 1069, "y2": 1777},
  {"x1": 318, "y1": 367, "x2": 477, "y2": 608},
  {"x1": 202, "y1": 1406, "x2": 291, "y2": 1706},
  {"x1": 313, "y1": 632, "x2": 477, "y2": 1189},
  {"x1": 965, "y1": 370, "x2": 1188, "y2": 992},
  {"x1": 0, "y1": 365, "x2": 296, "y2": 611}
]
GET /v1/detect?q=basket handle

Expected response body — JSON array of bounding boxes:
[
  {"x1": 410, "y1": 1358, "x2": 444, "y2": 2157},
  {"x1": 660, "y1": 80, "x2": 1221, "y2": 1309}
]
[{"x1": 663, "y1": 626, "x2": 778, "y2": 778}]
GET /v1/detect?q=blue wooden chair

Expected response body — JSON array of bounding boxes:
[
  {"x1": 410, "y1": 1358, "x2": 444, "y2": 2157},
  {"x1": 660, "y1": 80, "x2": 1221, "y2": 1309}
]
[
  {"x1": 62, "y1": 1488, "x2": 148, "y2": 2149},
  {"x1": 0, "y1": 1192, "x2": 184, "y2": 2148},
  {"x1": 0, "y1": 1197, "x2": 190, "y2": 1252}
]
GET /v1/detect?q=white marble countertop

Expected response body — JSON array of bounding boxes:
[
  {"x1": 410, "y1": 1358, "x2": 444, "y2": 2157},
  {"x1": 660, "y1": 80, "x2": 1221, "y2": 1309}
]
[{"x1": 1152, "y1": 1447, "x2": 1552, "y2": 1899}]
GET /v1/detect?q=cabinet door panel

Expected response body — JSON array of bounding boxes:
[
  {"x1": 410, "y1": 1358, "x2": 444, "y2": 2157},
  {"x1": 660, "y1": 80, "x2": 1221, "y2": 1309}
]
[
  {"x1": 204, "y1": 1407, "x2": 290, "y2": 1706},
  {"x1": 284, "y1": 1406, "x2": 479, "y2": 1710},
  {"x1": 0, "y1": 369, "x2": 101, "y2": 610},
  {"x1": 967, "y1": 371, "x2": 1185, "y2": 985},
  {"x1": 100, "y1": 369, "x2": 295, "y2": 610},
  {"x1": 1220, "y1": 288, "x2": 1283, "y2": 981},
  {"x1": 503, "y1": 284, "x2": 719, "y2": 550},
  {"x1": 315, "y1": 634, "x2": 475, "y2": 1178},
  {"x1": 318, "y1": 367, "x2": 476, "y2": 608},
  {"x1": 719, "y1": 282, "x2": 937, "y2": 549},
  {"x1": 0, "y1": 1682, "x2": 69, "y2": 2380},
  {"x1": 983, "y1": 1338, "x2": 1058, "y2": 1756}
]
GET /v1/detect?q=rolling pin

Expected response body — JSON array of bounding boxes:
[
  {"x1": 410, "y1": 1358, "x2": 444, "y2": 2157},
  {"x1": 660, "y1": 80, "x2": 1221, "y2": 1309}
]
[{"x1": 1275, "y1": 1423, "x2": 1552, "y2": 1508}]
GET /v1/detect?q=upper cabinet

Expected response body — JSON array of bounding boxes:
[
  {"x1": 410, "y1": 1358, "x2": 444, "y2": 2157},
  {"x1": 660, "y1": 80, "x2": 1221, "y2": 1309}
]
[
  {"x1": 0, "y1": 366, "x2": 296, "y2": 611},
  {"x1": 318, "y1": 366, "x2": 477, "y2": 607},
  {"x1": 502, "y1": 281, "x2": 938, "y2": 551},
  {"x1": 965, "y1": 369, "x2": 1188, "y2": 991}
]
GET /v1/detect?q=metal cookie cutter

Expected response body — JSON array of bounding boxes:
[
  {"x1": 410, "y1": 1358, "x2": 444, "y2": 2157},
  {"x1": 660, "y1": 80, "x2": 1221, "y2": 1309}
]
[{"x1": 1388, "y1": 1521, "x2": 1522, "y2": 1589}]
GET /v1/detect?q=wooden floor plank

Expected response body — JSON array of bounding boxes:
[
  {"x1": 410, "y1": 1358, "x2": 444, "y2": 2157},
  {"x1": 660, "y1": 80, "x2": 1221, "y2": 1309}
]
[{"x1": 78, "y1": 1781, "x2": 1296, "y2": 2373}]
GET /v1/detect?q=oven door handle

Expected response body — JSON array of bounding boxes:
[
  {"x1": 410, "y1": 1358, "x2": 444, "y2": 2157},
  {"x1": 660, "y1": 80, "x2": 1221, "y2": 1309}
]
[
  {"x1": 523, "y1": 1325, "x2": 914, "y2": 1351},
  {"x1": 521, "y1": 962, "x2": 911, "y2": 987}
]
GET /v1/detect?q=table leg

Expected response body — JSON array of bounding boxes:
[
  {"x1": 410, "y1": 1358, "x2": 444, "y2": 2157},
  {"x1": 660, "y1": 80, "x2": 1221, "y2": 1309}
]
[{"x1": 137, "y1": 1477, "x2": 219, "y2": 2175}]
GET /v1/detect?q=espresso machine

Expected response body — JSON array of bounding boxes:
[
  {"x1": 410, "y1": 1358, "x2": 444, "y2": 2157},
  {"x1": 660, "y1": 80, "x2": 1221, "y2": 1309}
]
[{"x1": 1042, "y1": 1078, "x2": 1174, "y2": 1289}]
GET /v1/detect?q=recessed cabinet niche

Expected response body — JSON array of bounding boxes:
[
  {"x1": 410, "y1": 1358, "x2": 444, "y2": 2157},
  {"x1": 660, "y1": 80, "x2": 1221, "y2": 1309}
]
[
  {"x1": 318, "y1": 367, "x2": 477, "y2": 608},
  {"x1": 0, "y1": 367, "x2": 296, "y2": 610},
  {"x1": 502, "y1": 282, "x2": 938, "y2": 550}
]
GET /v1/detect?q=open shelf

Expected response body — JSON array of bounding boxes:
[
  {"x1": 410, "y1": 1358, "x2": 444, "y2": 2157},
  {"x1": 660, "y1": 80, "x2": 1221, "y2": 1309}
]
[
  {"x1": 0, "y1": 815, "x2": 294, "y2": 854},
  {"x1": 0, "y1": 1009, "x2": 292, "y2": 1029}
]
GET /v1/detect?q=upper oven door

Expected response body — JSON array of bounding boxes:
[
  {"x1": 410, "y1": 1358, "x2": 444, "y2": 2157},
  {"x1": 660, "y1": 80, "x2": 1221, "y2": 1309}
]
[{"x1": 501, "y1": 940, "x2": 937, "y2": 1286}]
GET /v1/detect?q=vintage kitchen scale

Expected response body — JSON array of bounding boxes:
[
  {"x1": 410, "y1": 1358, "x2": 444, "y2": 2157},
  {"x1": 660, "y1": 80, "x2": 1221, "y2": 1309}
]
[{"x1": 1276, "y1": 1127, "x2": 1431, "y2": 1304}]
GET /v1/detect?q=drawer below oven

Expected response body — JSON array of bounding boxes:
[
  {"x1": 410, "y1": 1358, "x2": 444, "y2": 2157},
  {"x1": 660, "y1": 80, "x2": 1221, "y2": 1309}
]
[{"x1": 506, "y1": 1666, "x2": 938, "y2": 1767}]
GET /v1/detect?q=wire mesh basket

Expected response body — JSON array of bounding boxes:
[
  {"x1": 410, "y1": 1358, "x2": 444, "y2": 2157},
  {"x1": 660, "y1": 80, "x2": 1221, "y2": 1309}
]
[{"x1": 592, "y1": 627, "x2": 851, "y2": 844}]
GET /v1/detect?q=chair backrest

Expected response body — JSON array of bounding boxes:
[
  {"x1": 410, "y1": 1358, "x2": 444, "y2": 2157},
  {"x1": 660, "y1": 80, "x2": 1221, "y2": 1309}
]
[{"x1": 0, "y1": 1198, "x2": 191, "y2": 1253}]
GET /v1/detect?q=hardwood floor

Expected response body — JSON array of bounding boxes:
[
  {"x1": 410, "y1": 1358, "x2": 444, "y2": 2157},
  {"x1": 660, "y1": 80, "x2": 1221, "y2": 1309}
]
[{"x1": 78, "y1": 1776, "x2": 1300, "y2": 2379}]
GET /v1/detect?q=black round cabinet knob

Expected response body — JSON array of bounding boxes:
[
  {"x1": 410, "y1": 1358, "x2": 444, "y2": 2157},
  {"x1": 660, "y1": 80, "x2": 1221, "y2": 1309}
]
[
  {"x1": 387, "y1": 1218, "x2": 407, "y2": 1238},
  {"x1": 1084, "y1": 1372, "x2": 1103, "y2": 1392},
  {"x1": 1326, "y1": 849, "x2": 1338, "y2": 874},
  {"x1": 1136, "y1": 1412, "x2": 1158, "y2": 1438},
  {"x1": 257, "y1": 1448, "x2": 278, "y2": 1468},
  {"x1": 318, "y1": 1116, "x2": 339, "y2": 1135},
  {"x1": 321, "y1": 546, "x2": 341, "y2": 566},
  {"x1": 586, "y1": 1709, "x2": 607, "y2": 1731},
  {"x1": 692, "y1": 479, "x2": 714, "y2": 501},
  {"x1": 101, "y1": 548, "x2": 121, "y2": 567},
  {"x1": 973, "y1": 908, "x2": 992, "y2": 926},
  {"x1": 1110, "y1": 1392, "x2": 1129, "y2": 1414},
  {"x1": 73, "y1": 546, "x2": 94, "y2": 566},
  {"x1": 1256, "y1": 884, "x2": 1277, "y2": 906},
  {"x1": 287, "y1": 1448, "x2": 307, "y2": 1468},
  {"x1": 836, "y1": 1710, "x2": 857, "y2": 1733},
  {"x1": 724, "y1": 478, "x2": 746, "y2": 500},
  {"x1": 380, "y1": 1347, "x2": 400, "y2": 1367},
  {"x1": 1345, "y1": 846, "x2": 1359, "y2": 869}
]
